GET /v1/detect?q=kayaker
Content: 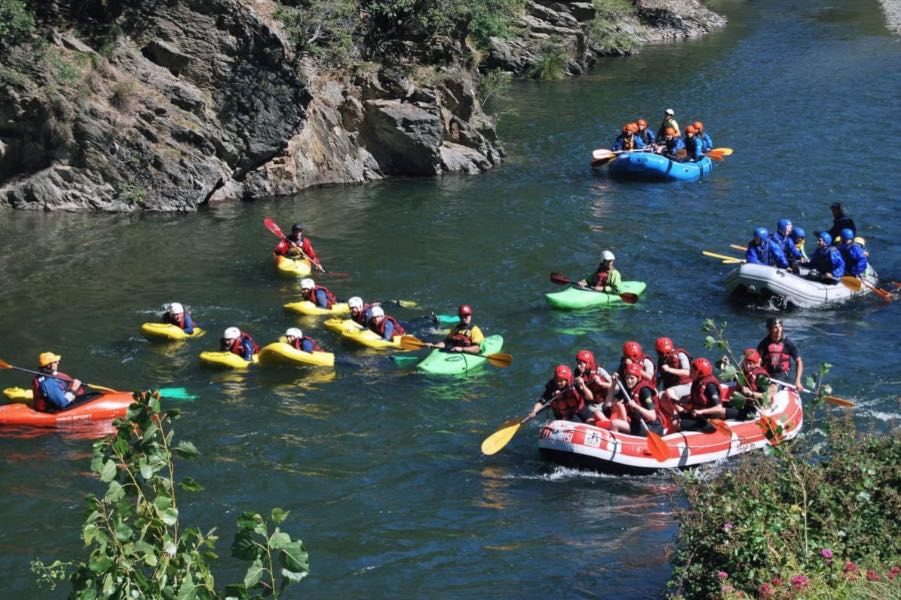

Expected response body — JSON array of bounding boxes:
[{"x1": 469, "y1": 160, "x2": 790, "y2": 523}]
[
  {"x1": 655, "y1": 108, "x2": 680, "y2": 139},
  {"x1": 827, "y1": 203, "x2": 856, "y2": 243},
  {"x1": 529, "y1": 364, "x2": 592, "y2": 422},
  {"x1": 657, "y1": 127, "x2": 687, "y2": 161},
  {"x1": 618, "y1": 340, "x2": 656, "y2": 382},
  {"x1": 692, "y1": 121, "x2": 713, "y2": 152},
  {"x1": 674, "y1": 358, "x2": 721, "y2": 433},
  {"x1": 31, "y1": 352, "x2": 86, "y2": 412},
  {"x1": 605, "y1": 364, "x2": 664, "y2": 436},
  {"x1": 736, "y1": 348, "x2": 770, "y2": 406},
  {"x1": 426, "y1": 304, "x2": 484, "y2": 354},
  {"x1": 573, "y1": 349, "x2": 613, "y2": 410},
  {"x1": 636, "y1": 118, "x2": 655, "y2": 145},
  {"x1": 162, "y1": 302, "x2": 196, "y2": 334},
  {"x1": 790, "y1": 227, "x2": 809, "y2": 261},
  {"x1": 347, "y1": 296, "x2": 373, "y2": 326},
  {"x1": 683, "y1": 125, "x2": 703, "y2": 161},
  {"x1": 802, "y1": 232, "x2": 845, "y2": 282},
  {"x1": 578, "y1": 250, "x2": 621, "y2": 292},
  {"x1": 273, "y1": 223, "x2": 323, "y2": 271},
  {"x1": 367, "y1": 305, "x2": 406, "y2": 341},
  {"x1": 654, "y1": 337, "x2": 692, "y2": 417},
  {"x1": 756, "y1": 318, "x2": 804, "y2": 391},
  {"x1": 221, "y1": 327, "x2": 259, "y2": 361},
  {"x1": 771, "y1": 219, "x2": 803, "y2": 262},
  {"x1": 611, "y1": 122, "x2": 645, "y2": 152},
  {"x1": 837, "y1": 229, "x2": 868, "y2": 276},
  {"x1": 300, "y1": 278, "x2": 337, "y2": 309},
  {"x1": 746, "y1": 227, "x2": 789, "y2": 268},
  {"x1": 285, "y1": 327, "x2": 322, "y2": 353}
]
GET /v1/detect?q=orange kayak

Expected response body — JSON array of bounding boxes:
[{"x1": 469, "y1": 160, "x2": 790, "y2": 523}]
[{"x1": 0, "y1": 391, "x2": 134, "y2": 427}]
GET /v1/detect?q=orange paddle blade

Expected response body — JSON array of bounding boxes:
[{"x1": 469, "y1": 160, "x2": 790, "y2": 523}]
[
  {"x1": 0, "y1": 358, "x2": 11, "y2": 369},
  {"x1": 399, "y1": 335, "x2": 427, "y2": 350},
  {"x1": 823, "y1": 395, "x2": 855, "y2": 408},
  {"x1": 645, "y1": 430, "x2": 669, "y2": 462},
  {"x1": 708, "y1": 419, "x2": 733, "y2": 436},
  {"x1": 839, "y1": 276, "x2": 863, "y2": 292},
  {"x1": 485, "y1": 353, "x2": 513, "y2": 368}
]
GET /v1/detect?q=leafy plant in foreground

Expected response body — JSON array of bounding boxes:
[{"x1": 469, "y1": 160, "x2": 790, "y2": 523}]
[{"x1": 31, "y1": 391, "x2": 309, "y2": 598}]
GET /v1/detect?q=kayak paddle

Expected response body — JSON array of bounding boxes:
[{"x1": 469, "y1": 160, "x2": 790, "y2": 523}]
[
  {"x1": 847, "y1": 278, "x2": 893, "y2": 302},
  {"x1": 548, "y1": 272, "x2": 639, "y2": 304},
  {"x1": 702, "y1": 250, "x2": 742, "y2": 262},
  {"x1": 481, "y1": 394, "x2": 557, "y2": 455},
  {"x1": 613, "y1": 378, "x2": 669, "y2": 462},
  {"x1": 263, "y1": 217, "x2": 330, "y2": 274},
  {"x1": 399, "y1": 335, "x2": 512, "y2": 368},
  {"x1": 766, "y1": 377, "x2": 854, "y2": 408},
  {"x1": 730, "y1": 244, "x2": 746, "y2": 252}
]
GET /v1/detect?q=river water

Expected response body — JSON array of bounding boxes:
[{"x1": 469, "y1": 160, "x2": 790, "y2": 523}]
[{"x1": 1, "y1": 0, "x2": 899, "y2": 597}]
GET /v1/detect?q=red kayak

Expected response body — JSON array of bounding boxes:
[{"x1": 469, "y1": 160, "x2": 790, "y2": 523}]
[
  {"x1": 537, "y1": 387, "x2": 803, "y2": 474},
  {"x1": 0, "y1": 391, "x2": 134, "y2": 428}
]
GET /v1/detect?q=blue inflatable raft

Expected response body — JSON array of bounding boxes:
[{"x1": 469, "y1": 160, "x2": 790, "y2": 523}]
[{"x1": 607, "y1": 151, "x2": 713, "y2": 182}]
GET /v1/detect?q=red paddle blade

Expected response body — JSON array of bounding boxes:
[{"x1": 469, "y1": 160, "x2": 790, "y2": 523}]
[
  {"x1": 646, "y1": 431, "x2": 669, "y2": 462},
  {"x1": 619, "y1": 292, "x2": 639, "y2": 304},
  {"x1": 708, "y1": 419, "x2": 732, "y2": 436},
  {"x1": 549, "y1": 272, "x2": 571, "y2": 285},
  {"x1": 263, "y1": 217, "x2": 284, "y2": 238}
]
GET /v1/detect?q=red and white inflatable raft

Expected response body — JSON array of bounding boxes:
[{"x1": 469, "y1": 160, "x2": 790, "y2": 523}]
[{"x1": 538, "y1": 387, "x2": 803, "y2": 474}]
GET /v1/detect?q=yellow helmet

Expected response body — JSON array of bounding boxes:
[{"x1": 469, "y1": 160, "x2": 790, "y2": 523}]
[{"x1": 39, "y1": 352, "x2": 62, "y2": 367}]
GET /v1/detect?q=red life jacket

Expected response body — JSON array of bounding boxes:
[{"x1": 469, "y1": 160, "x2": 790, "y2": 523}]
[
  {"x1": 551, "y1": 386, "x2": 585, "y2": 420},
  {"x1": 744, "y1": 366, "x2": 769, "y2": 392},
  {"x1": 446, "y1": 322, "x2": 478, "y2": 348},
  {"x1": 688, "y1": 375, "x2": 721, "y2": 411},
  {"x1": 618, "y1": 356, "x2": 655, "y2": 383},
  {"x1": 578, "y1": 367, "x2": 610, "y2": 397},
  {"x1": 31, "y1": 371, "x2": 81, "y2": 413},
  {"x1": 763, "y1": 339, "x2": 792, "y2": 374},
  {"x1": 630, "y1": 380, "x2": 659, "y2": 423},
  {"x1": 163, "y1": 312, "x2": 187, "y2": 329},
  {"x1": 304, "y1": 285, "x2": 337, "y2": 309},
  {"x1": 351, "y1": 304, "x2": 373, "y2": 326},
  {"x1": 590, "y1": 269, "x2": 610, "y2": 287},
  {"x1": 227, "y1": 333, "x2": 260, "y2": 357},
  {"x1": 289, "y1": 336, "x2": 322, "y2": 352},
  {"x1": 370, "y1": 315, "x2": 406, "y2": 338},
  {"x1": 659, "y1": 348, "x2": 693, "y2": 388}
]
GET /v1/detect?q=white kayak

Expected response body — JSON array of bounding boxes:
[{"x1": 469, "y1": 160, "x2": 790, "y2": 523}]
[{"x1": 724, "y1": 263, "x2": 878, "y2": 309}]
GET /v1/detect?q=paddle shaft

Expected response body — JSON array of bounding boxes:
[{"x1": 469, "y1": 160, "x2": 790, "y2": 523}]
[
  {"x1": 264, "y1": 218, "x2": 325, "y2": 272},
  {"x1": 766, "y1": 378, "x2": 854, "y2": 407},
  {"x1": 549, "y1": 273, "x2": 638, "y2": 303},
  {"x1": 0, "y1": 363, "x2": 113, "y2": 392}
]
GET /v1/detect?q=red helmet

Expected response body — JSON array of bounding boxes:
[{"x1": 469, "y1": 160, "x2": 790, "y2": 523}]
[
  {"x1": 655, "y1": 337, "x2": 674, "y2": 354},
  {"x1": 691, "y1": 357, "x2": 713, "y2": 378},
  {"x1": 742, "y1": 349, "x2": 761, "y2": 364},
  {"x1": 623, "y1": 341, "x2": 643, "y2": 361},
  {"x1": 555, "y1": 364, "x2": 573, "y2": 383},
  {"x1": 625, "y1": 362, "x2": 643, "y2": 378},
  {"x1": 458, "y1": 304, "x2": 473, "y2": 317},
  {"x1": 575, "y1": 349, "x2": 596, "y2": 372}
]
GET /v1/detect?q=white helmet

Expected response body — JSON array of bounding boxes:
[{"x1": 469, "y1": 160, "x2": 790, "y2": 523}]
[
  {"x1": 348, "y1": 296, "x2": 363, "y2": 310},
  {"x1": 223, "y1": 327, "x2": 240, "y2": 340},
  {"x1": 169, "y1": 302, "x2": 184, "y2": 314},
  {"x1": 602, "y1": 250, "x2": 615, "y2": 261},
  {"x1": 370, "y1": 306, "x2": 385, "y2": 318},
  {"x1": 300, "y1": 278, "x2": 315, "y2": 290},
  {"x1": 285, "y1": 327, "x2": 302, "y2": 338}
]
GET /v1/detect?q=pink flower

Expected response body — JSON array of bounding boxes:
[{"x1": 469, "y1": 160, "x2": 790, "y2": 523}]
[
  {"x1": 771, "y1": 577, "x2": 782, "y2": 587},
  {"x1": 718, "y1": 571, "x2": 729, "y2": 580},
  {"x1": 723, "y1": 521, "x2": 733, "y2": 532},
  {"x1": 720, "y1": 584, "x2": 734, "y2": 595},
  {"x1": 820, "y1": 548, "x2": 833, "y2": 560},
  {"x1": 791, "y1": 575, "x2": 809, "y2": 590},
  {"x1": 867, "y1": 570, "x2": 881, "y2": 582},
  {"x1": 888, "y1": 566, "x2": 900, "y2": 581},
  {"x1": 758, "y1": 582, "x2": 774, "y2": 598},
  {"x1": 844, "y1": 561, "x2": 859, "y2": 573}
]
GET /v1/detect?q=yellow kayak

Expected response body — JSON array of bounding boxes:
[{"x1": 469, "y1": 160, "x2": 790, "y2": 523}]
[
  {"x1": 198, "y1": 351, "x2": 259, "y2": 369},
  {"x1": 324, "y1": 318, "x2": 361, "y2": 334},
  {"x1": 274, "y1": 254, "x2": 312, "y2": 277},
  {"x1": 283, "y1": 301, "x2": 350, "y2": 317},
  {"x1": 335, "y1": 324, "x2": 404, "y2": 350},
  {"x1": 3, "y1": 387, "x2": 33, "y2": 403},
  {"x1": 258, "y1": 342, "x2": 335, "y2": 367},
  {"x1": 141, "y1": 322, "x2": 206, "y2": 341}
]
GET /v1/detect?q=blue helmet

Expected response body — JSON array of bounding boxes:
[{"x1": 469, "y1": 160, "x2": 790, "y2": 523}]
[
  {"x1": 818, "y1": 231, "x2": 833, "y2": 245},
  {"x1": 777, "y1": 219, "x2": 792, "y2": 234},
  {"x1": 754, "y1": 227, "x2": 769, "y2": 240},
  {"x1": 840, "y1": 228, "x2": 854, "y2": 241},
  {"x1": 791, "y1": 227, "x2": 806, "y2": 241}
]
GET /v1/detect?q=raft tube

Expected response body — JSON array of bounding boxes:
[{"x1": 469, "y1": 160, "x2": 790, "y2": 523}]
[
  {"x1": 141, "y1": 322, "x2": 206, "y2": 341},
  {"x1": 273, "y1": 254, "x2": 312, "y2": 277},
  {"x1": 283, "y1": 300, "x2": 350, "y2": 317},
  {"x1": 416, "y1": 335, "x2": 504, "y2": 375},
  {"x1": 258, "y1": 342, "x2": 335, "y2": 368},
  {"x1": 724, "y1": 263, "x2": 878, "y2": 309},
  {"x1": 0, "y1": 390, "x2": 135, "y2": 427},
  {"x1": 545, "y1": 281, "x2": 647, "y2": 310},
  {"x1": 607, "y1": 152, "x2": 713, "y2": 182},
  {"x1": 198, "y1": 351, "x2": 259, "y2": 368}
]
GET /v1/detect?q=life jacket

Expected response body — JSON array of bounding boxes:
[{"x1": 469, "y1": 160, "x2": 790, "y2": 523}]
[
  {"x1": 350, "y1": 304, "x2": 373, "y2": 326},
  {"x1": 163, "y1": 311, "x2": 187, "y2": 329},
  {"x1": 578, "y1": 367, "x2": 611, "y2": 397},
  {"x1": 629, "y1": 380, "x2": 660, "y2": 424},
  {"x1": 589, "y1": 268, "x2": 610, "y2": 288},
  {"x1": 743, "y1": 366, "x2": 769, "y2": 392},
  {"x1": 274, "y1": 235, "x2": 301, "y2": 257},
  {"x1": 618, "y1": 356, "x2": 655, "y2": 383},
  {"x1": 370, "y1": 315, "x2": 405, "y2": 339},
  {"x1": 31, "y1": 371, "x2": 81, "y2": 413},
  {"x1": 623, "y1": 134, "x2": 637, "y2": 151},
  {"x1": 659, "y1": 348, "x2": 693, "y2": 388},
  {"x1": 446, "y1": 322, "x2": 478, "y2": 348},
  {"x1": 762, "y1": 339, "x2": 792, "y2": 375},
  {"x1": 289, "y1": 336, "x2": 322, "y2": 352},
  {"x1": 227, "y1": 333, "x2": 260, "y2": 357},
  {"x1": 688, "y1": 375, "x2": 721, "y2": 411},
  {"x1": 550, "y1": 386, "x2": 585, "y2": 420},
  {"x1": 305, "y1": 285, "x2": 337, "y2": 309}
]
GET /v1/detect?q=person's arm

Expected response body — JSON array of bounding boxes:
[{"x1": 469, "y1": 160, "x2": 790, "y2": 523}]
[
  {"x1": 382, "y1": 320, "x2": 395, "y2": 341},
  {"x1": 574, "y1": 376, "x2": 593, "y2": 403},
  {"x1": 634, "y1": 137, "x2": 645, "y2": 150},
  {"x1": 315, "y1": 289, "x2": 329, "y2": 308},
  {"x1": 605, "y1": 269, "x2": 622, "y2": 292},
  {"x1": 301, "y1": 338, "x2": 315, "y2": 353},
  {"x1": 662, "y1": 352, "x2": 691, "y2": 379},
  {"x1": 746, "y1": 244, "x2": 761, "y2": 264},
  {"x1": 628, "y1": 388, "x2": 657, "y2": 422},
  {"x1": 454, "y1": 326, "x2": 485, "y2": 353},
  {"x1": 693, "y1": 383, "x2": 724, "y2": 418},
  {"x1": 772, "y1": 243, "x2": 789, "y2": 269},
  {"x1": 788, "y1": 339, "x2": 804, "y2": 390},
  {"x1": 183, "y1": 313, "x2": 195, "y2": 334},
  {"x1": 40, "y1": 378, "x2": 72, "y2": 410},
  {"x1": 241, "y1": 338, "x2": 255, "y2": 361}
]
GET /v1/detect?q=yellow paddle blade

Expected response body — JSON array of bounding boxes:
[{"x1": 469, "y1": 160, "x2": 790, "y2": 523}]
[
  {"x1": 485, "y1": 353, "x2": 513, "y2": 368},
  {"x1": 645, "y1": 430, "x2": 669, "y2": 462},
  {"x1": 481, "y1": 420, "x2": 523, "y2": 455},
  {"x1": 722, "y1": 259, "x2": 744, "y2": 264},
  {"x1": 824, "y1": 395, "x2": 855, "y2": 408},
  {"x1": 703, "y1": 250, "x2": 741, "y2": 261},
  {"x1": 399, "y1": 335, "x2": 427, "y2": 350},
  {"x1": 396, "y1": 300, "x2": 420, "y2": 309},
  {"x1": 839, "y1": 276, "x2": 863, "y2": 292}
]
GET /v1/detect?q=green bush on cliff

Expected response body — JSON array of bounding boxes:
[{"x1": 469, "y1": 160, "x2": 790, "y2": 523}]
[{"x1": 0, "y1": 0, "x2": 35, "y2": 44}]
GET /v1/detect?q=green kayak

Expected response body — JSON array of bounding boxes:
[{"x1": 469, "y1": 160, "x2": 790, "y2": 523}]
[
  {"x1": 545, "y1": 281, "x2": 646, "y2": 310},
  {"x1": 416, "y1": 335, "x2": 504, "y2": 375}
]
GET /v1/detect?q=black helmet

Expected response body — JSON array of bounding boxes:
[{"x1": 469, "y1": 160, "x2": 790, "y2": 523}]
[{"x1": 291, "y1": 223, "x2": 303, "y2": 233}]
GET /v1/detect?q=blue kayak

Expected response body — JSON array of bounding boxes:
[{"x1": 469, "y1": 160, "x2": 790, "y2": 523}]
[{"x1": 608, "y1": 152, "x2": 713, "y2": 182}]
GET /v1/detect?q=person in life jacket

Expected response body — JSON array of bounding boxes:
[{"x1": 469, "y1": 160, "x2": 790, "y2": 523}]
[
  {"x1": 284, "y1": 327, "x2": 322, "y2": 353},
  {"x1": 611, "y1": 122, "x2": 645, "y2": 152},
  {"x1": 755, "y1": 317, "x2": 804, "y2": 391},
  {"x1": 574, "y1": 349, "x2": 613, "y2": 407},
  {"x1": 736, "y1": 348, "x2": 771, "y2": 407},
  {"x1": 801, "y1": 231, "x2": 845, "y2": 282},
  {"x1": 529, "y1": 364, "x2": 593, "y2": 422},
  {"x1": 636, "y1": 118, "x2": 655, "y2": 145},
  {"x1": 578, "y1": 250, "x2": 622, "y2": 293},
  {"x1": 162, "y1": 302, "x2": 196, "y2": 334},
  {"x1": 656, "y1": 108, "x2": 681, "y2": 140},
  {"x1": 604, "y1": 363, "x2": 664, "y2": 437},
  {"x1": 771, "y1": 219, "x2": 803, "y2": 263},
  {"x1": 692, "y1": 120, "x2": 713, "y2": 152},
  {"x1": 675, "y1": 358, "x2": 722, "y2": 433},
  {"x1": 617, "y1": 340, "x2": 656, "y2": 382},
  {"x1": 427, "y1": 304, "x2": 485, "y2": 354},
  {"x1": 746, "y1": 227, "x2": 789, "y2": 268},
  {"x1": 299, "y1": 278, "x2": 337, "y2": 309},
  {"x1": 31, "y1": 352, "x2": 86, "y2": 412},
  {"x1": 367, "y1": 305, "x2": 406, "y2": 341},
  {"x1": 658, "y1": 127, "x2": 687, "y2": 161},
  {"x1": 347, "y1": 296, "x2": 373, "y2": 327},
  {"x1": 837, "y1": 228, "x2": 868, "y2": 276},
  {"x1": 827, "y1": 202, "x2": 856, "y2": 243},
  {"x1": 273, "y1": 223, "x2": 323, "y2": 271},
  {"x1": 654, "y1": 337, "x2": 692, "y2": 419},
  {"x1": 683, "y1": 125, "x2": 703, "y2": 161},
  {"x1": 790, "y1": 227, "x2": 809, "y2": 261},
  {"x1": 221, "y1": 327, "x2": 259, "y2": 361}
]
